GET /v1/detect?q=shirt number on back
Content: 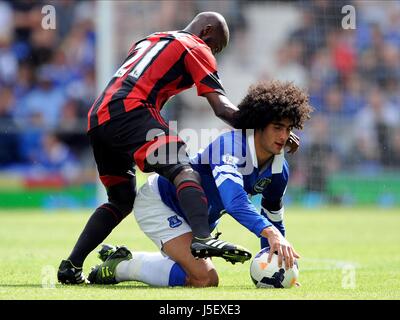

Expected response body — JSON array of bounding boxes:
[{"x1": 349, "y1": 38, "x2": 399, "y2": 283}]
[
  {"x1": 129, "y1": 39, "x2": 169, "y2": 79},
  {"x1": 113, "y1": 39, "x2": 169, "y2": 79},
  {"x1": 113, "y1": 40, "x2": 151, "y2": 78}
]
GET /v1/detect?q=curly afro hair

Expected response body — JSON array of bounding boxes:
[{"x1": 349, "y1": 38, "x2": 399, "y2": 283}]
[{"x1": 234, "y1": 81, "x2": 313, "y2": 130}]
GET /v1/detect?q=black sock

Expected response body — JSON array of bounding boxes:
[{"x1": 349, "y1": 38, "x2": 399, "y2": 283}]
[
  {"x1": 68, "y1": 203, "x2": 123, "y2": 267},
  {"x1": 176, "y1": 181, "x2": 210, "y2": 239}
]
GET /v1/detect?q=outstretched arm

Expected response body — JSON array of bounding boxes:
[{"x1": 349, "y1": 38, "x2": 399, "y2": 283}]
[
  {"x1": 216, "y1": 177, "x2": 299, "y2": 269},
  {"x1": 204, "y1": 92, "x2": 300, "y2": 152},
  {"x1": 204, "y1": 92, "x2": 239, "y2": 128}
]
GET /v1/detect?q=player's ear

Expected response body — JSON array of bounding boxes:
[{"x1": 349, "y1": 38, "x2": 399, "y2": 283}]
[{"x1": 199, "y1": 25, "x2": 213, "y2": 37}]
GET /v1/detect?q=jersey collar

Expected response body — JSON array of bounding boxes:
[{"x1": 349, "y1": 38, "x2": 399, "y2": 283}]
[
  {"x1": 246, "y1": 129, "x2": 285, "y2": 174},
  {"x1": 271, "y1": 151, "x2": 285, "y2": 174},
  {"x1": 246, "y1": 130, "x2": 258, "y2": 169}
]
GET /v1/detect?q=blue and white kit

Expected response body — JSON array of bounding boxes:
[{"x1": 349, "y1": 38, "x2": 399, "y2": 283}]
[{"x1": 133, "y1": 129, "x2": 289, "y2": 250}]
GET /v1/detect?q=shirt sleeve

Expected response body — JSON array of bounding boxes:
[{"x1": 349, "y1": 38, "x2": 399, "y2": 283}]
[
  {"x1": 184, "y1": 45, "x2": 225, "y2": 96},
  {"x1": 208, "y1": 134, "x2": 272, "y2": 237},
  {"x1": 260, "y1": 160, "x2": 289, "y2": 237}
]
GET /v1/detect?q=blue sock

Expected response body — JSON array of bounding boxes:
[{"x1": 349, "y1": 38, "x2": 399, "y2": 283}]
[{"x1": 168, "y1": 262, "x2": 186, "y2": 286}]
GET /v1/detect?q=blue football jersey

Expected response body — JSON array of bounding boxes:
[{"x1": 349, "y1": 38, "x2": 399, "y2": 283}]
[{"x1": 156, "y1": 129, "x2": 288, "y2": 242}]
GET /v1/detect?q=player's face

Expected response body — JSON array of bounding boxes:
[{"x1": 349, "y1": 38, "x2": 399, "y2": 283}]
[{"x1": 259, "y1": 119, "x2": 294, "y2": 156}]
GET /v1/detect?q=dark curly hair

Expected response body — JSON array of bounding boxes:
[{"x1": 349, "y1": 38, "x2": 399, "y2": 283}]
[{"x1": 234, "y1": 81, "x2": 313, "y2": 130}]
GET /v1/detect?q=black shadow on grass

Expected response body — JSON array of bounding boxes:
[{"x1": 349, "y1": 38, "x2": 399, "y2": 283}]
[
  {"x1": 0, "y1": 284, "x2": 45, "y2": 289},
  {"x1": 0, "y1": 284, "x2": 151, "y2": 289},
  {"x1": 0, "y1": 284, "x2": 173, "y2": 290}
]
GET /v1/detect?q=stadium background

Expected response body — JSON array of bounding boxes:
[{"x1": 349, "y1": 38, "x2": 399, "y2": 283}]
[
  {"x1": 1, "y1": 1, "x2": 400, "y2": 302},
  {"x1": 0, "y1": 0, "x2": 399, "y2": 210}
]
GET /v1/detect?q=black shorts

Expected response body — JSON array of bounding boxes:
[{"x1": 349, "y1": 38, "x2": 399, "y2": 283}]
[{"x1": 88, "y1": 106, "x2": 188, "y2": 188}]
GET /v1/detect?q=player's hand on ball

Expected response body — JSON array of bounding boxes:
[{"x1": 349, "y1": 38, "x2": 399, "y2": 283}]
[
  {"x1": 286, "y1": 131, "x2": 300, "y2": 154},
  {"x1": 262, "y1": 226, "x2": 300, "y2": 270}
]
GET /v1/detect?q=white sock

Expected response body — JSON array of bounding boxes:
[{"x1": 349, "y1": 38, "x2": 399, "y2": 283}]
[{"x1": 115, "y1": 252, "x2": 186, "y2": 287}]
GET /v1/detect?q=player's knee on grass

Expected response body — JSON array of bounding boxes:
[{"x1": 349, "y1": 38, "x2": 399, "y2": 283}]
[
  {"x1": 187, "y1": 268, "x2": 219, "y2": 287},
  {"x1": 107, "y1": 180, "x2": 136, "y2": 217},
  {"x1": 183, "y1": 258, "x2": 218, "y2": 287},
  {"x1": 162, "y1": 233, "x2": 217, "y2": 287}
]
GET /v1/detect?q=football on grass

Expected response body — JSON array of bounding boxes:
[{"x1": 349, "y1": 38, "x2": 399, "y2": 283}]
[{"x1": 250, "y1": 247, "x2": 299, "y2": 288}]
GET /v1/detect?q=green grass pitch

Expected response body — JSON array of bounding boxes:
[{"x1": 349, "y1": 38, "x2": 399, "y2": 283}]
[{"x1": 0, "y1": 207, "x2": 399, "y2": 300}]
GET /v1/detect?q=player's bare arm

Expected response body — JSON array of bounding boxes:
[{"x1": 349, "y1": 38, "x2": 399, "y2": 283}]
[{"x1": 204, "y1": 92, "x2": 239, "y2": 127}]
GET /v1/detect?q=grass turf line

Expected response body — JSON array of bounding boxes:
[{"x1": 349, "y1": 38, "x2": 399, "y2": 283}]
[{"x1": 0, "y1": 207, "x2": 399, "y2": 300}]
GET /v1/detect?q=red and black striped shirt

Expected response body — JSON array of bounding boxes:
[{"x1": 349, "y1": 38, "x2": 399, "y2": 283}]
[{"x1": 88, "y1": 31, "x2": 225, "y2": 131}]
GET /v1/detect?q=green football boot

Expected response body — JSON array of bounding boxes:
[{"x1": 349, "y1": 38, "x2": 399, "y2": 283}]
[
  {"x1": 97, "y1": 244, "x2": 119, "y2": 262},
  {"x1": 88, "y1": 246, "x2": 132, "y2": 284}
]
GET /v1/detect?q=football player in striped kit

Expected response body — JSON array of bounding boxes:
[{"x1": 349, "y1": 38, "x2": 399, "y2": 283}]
[
  {"x1": 88, "y1": 81, "x2": 313, "y2": 287},
  {"x1": 58, "y1": 12, "x2": 300, "y2": 284}
]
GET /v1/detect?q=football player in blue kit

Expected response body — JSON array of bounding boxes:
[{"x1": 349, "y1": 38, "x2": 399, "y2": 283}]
[{"x1": 88, "y1": 81, "x2": 313, "y2": 287}]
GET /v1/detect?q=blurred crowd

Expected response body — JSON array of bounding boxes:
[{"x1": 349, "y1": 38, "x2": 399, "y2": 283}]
[
  {"x1": 272, "y1": 0, "x2": 400, "y2": 200},
  {"x1": 0, "y1": 0, "x2": 399, "y2": 194},
  {"x1": 0, "y1": 0, "x2": 95, "y2": 183}
]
